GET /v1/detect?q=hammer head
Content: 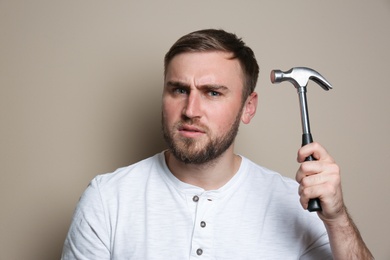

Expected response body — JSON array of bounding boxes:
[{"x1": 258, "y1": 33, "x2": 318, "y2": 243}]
[{"x1": 270, "y1": 67, "x2": 332, "y2": 91}]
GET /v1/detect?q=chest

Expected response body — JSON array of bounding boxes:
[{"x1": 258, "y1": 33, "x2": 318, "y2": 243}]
[{"x1": 109, "y1": 188, "x2": 309, "y2": 259}]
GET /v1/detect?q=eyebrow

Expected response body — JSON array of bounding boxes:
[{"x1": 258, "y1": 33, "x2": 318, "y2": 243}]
[
  {"x1": 202, "y1": 84, "x2": 228, "y2": 92},
  {"x1": 165, "y1": 80, "x2": 228, "y2": 92},
  {"x1": 165, "y1": 81, "x2": 190, "y2": 89}
]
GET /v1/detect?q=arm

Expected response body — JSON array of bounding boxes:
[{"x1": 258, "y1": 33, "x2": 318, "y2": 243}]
[
  {"x1": 62, "y1": 178, "x2": 111, "y2": 260},
  {"x1": 296, "y1": 142, "x2": 374, "y2": 260}
]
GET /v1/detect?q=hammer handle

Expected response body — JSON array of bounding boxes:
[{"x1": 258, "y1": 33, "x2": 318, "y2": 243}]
[{"x1": 302, "y1": 133, "x2": 322, "y2": 212}]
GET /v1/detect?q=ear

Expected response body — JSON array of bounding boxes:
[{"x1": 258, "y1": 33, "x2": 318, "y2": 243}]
[{"x1": 241, "y1": 92, "x2": 258, "y2": 124}]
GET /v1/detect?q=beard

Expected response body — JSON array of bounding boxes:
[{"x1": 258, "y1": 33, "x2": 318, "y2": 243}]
[{"x1": 162, "y1": 109, "x2": 242, "y2": 165}]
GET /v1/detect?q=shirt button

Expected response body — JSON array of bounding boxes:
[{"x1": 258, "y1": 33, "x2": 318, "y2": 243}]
[
  {"x1": 196, "y1": 248, "x2": 203, "y2": 255},
  {"x1": 193, "y1": 195, "x2": 199, "y2": 202},
  {"x1": 200, "y1": 221, "x2": 206, "y2": 228}
]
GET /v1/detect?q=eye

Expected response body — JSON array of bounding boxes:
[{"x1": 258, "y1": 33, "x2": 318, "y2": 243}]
[
  {"x1": 173, "y1": 88, "x2": 188, "y2": 95},
  {"x1": 208, "y1": 90, "x2": 221, "y2": 97}
]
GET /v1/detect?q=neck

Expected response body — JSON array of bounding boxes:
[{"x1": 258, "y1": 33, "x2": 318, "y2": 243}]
[{"x1": 165, "y1": 147, "x2": 241, "y2": 190}]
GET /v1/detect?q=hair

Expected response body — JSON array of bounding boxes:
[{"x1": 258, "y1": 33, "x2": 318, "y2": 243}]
[{"x1": 164, "y1": 29, "x2": 259, "y2": 102}]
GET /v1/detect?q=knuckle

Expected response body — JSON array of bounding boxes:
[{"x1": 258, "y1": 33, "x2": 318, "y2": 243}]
[
  {"x1": 300, "y1": 162, "x2": 311, "y2": 173},
  {"x1": 329, "y1": 165, "x2": 341, "y2": 182},
  {"x1": 298, "y1": 185, "x2": 303, "y2": 196},
  {"x1": 300, "y1": 176, "x2": 311, "y2": 187},
  {"x1": 311, "y1": 142, "x2": 320, "y2": 149},
  {"x1": 329, "y1": 163, "x2": 340, "y2": 172},
  {"x1": 324, "y1": 183, "x2": 337, "y2": 196},
  {"x1": 301, "y1": 187, "x2": 312, "y2": 198}
]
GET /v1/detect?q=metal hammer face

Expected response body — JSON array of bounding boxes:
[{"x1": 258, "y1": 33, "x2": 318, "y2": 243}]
[{"x1": 270, "y1": 67, "x2": 332, "y2": 91}]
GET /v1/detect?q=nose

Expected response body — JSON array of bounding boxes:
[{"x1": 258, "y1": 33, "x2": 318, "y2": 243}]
[{"x1": 183, "y1": 91, "x2": 201, "y2": 119}]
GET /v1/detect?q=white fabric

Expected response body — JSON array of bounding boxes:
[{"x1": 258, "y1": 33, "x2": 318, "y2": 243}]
[{"x1": 62, "y1": 152, "x2": 332, "y2": 259}]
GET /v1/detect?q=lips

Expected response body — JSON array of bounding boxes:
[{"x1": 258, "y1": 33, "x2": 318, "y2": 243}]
[
  {"x1": 179, "y1": 125, "x2": 205, "y2": 133},
  {"x1": 177, "y1": 124, "x2": 206, "y2": 137}
]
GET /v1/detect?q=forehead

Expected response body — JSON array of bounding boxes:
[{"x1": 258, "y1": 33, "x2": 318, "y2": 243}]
[{"x1": 165, "y1": 51, "x2": 244, "y2": 87}]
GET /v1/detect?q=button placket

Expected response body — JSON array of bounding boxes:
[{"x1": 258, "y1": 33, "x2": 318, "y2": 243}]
[{"x1": 190, "y1": 193, "x2": 216, "y2": 258}]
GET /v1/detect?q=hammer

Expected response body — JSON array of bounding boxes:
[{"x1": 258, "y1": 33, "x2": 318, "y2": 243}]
[{"x1": 270, "y1": 67, "x2": 332, "y2": 212}]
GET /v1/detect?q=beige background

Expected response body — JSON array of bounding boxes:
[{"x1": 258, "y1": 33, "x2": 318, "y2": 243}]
[{"x1": 1, "y1": 1, "x2": 389, "y2": 259}]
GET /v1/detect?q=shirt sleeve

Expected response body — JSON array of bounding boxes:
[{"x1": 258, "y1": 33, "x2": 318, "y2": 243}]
[{"x1": 61, "y1": 177, "x2": 111, "y2": 260}]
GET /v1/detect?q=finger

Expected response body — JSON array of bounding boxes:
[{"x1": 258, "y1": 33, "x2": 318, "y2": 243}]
[
  {"x1": 298, "y1": 169, "x2": 342, "y2": 211},
  {"x1": 296, "y1": 161, "x2": 340, "y2": 185},
  {"x1": 300, "y1": 171, "x2": 327, "y2": 188},
  {"x1": 298, "y1": 171, "x2": 330, "y2": 196},
  {"x1": 297, "y1": 142, "x2": 334, "y2": 163},
  {"x1": 298, "y1": 182, "x2": 333, "y2": 209},
  {"x1": 296, "y1": 160, "x2": 327, "y2": 183},
  {"x1": 299, "y1": 184, "x2": 322, "y2": 210},
  {"x1": 299, "y1": 181, "x2": 343, "y2": 215}
]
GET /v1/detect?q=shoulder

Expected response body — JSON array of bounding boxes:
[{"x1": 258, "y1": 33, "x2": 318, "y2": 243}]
[
  {"x1": 78, "y1": 152, "x2": 168, "y2": 202},
  {"x1": 76, "y1": 152, "x2": 167, "y2": 211},
  {"x1": 239, "y1": 156, "x2": 326, "y2": 229},
  {"x1": 241, "y1": 156, "x2": 298, "y2": 189},
  {"x1": 236, "y1": 156, "x2": 305, "y2": 214},
  {"x1": 92, "y1": 152, "x2": 164, "y2": 188}
]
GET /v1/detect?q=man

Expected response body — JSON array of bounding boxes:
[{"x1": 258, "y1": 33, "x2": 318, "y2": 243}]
[{"x1": 62, "y1": 29, "x2": 373, "y2": 259}]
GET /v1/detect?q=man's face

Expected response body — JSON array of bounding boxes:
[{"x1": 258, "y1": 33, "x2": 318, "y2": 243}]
[{"x1": 162, "y1": 51, "x2": 246, "y2": 164}]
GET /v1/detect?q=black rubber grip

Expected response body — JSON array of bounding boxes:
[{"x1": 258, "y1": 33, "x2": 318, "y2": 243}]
[
  {"x1": 302, "y1": 133, "x2": 322, "y2": 212},
  {"x1": 308, "y1": 198, "x2": 322, "y2": 212}
]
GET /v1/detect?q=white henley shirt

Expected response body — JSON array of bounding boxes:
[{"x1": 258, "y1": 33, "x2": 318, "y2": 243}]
[{"x1": 62, "y1": 152, "x2": 332, "y2": 259}]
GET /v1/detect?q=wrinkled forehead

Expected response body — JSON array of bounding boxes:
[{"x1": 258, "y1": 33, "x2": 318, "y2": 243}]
[
  {"x1": 165, "y1": 50, "x2": 239, "y2": 74},
  {"x1": 165, "y1": 52, "x2": 245, "y2": 88}
]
